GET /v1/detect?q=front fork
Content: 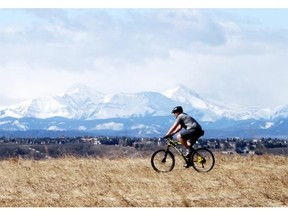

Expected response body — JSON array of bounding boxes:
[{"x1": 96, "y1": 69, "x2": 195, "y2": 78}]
[{"x1": 161, "y1": 145, "x2": 171, "y2": 163}]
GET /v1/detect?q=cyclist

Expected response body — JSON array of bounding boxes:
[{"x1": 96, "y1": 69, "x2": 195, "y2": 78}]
[{"x1": 164, "y1": 106, "x2": 204, "y2": 158}]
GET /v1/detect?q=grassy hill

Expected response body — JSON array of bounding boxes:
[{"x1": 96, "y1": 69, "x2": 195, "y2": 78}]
[{"x1": 0, "y1": 153, "x2": 287, "y2": 207}]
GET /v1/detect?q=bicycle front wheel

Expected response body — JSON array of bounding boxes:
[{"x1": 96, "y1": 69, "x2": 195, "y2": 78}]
[
  {"x1": 151, "y1": 149, "x2": 175, "y2": 173},
  {"x1": 190, "y1": 148, "x2": 215, "y2": 172}
]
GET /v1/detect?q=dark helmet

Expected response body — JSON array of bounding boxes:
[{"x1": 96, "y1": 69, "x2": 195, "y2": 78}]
[{"x1": 171, "y1": 106, "x2": 183, "y2": 114}]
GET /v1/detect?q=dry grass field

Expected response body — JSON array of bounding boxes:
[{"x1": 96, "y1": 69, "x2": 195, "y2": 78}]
[{"x1": 0, "y1": 152, "x2": 287, "y2": 208}]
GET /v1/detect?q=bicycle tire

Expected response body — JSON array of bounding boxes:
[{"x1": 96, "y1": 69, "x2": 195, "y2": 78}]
[
  {"x1": 151, "y1": 149, "x2": 175, "y2": 173},
  {"x1": 190, "y1": 148, "x2": 215, "y2": 172}
]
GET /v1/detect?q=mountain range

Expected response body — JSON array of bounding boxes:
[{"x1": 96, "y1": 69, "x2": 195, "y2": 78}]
[{"x1": 0, "y1": 83, "x2": 288, "y2": 138}]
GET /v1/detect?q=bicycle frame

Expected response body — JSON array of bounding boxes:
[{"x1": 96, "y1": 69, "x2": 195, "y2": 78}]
[
  {"x1": 165, "y1": 138, "x2": 192, "y2": 164},
  {"x1": 151, "y1": 136, "x2": 215, "y2": 172}
]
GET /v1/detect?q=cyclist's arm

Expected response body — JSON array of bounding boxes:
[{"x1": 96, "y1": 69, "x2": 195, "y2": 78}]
[
  {"x1": 165, "y1": 123, "x2": 181, "y2": 136},
  {"x1": 172, "y1": 124, "x2": 182, "y2": 134}
]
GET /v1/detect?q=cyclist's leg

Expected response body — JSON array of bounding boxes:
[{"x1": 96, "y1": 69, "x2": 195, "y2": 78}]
[
  {"x1": 176, "y1": 133, "x2": 189, "y2": 149},
  {"x1": 188, "y1": 129, "x2": 204, "y2": 152},
  {"x1": 180, "y1": 130, "x2": 197, "y2": 167},
  {"x1": 178, "y1": 129, "x2": 197, "y2": 149},
  {"x1": 179, "y1": 130, "x2": 197, "y2": 157}
]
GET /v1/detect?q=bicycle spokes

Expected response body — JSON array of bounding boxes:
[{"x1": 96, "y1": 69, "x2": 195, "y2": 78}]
[
  {"x1": 151, "y1": 149, "x2": 175, "y2": 173},
  {"x1": 151, "y1": 138, "x2": 214, "y2": 173},
  {"x1": 191, "y1": 148, "x2": 215, "y2": 172}
]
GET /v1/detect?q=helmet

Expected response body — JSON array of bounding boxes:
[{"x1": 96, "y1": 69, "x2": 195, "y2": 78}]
[{"x1": 171, "y1": 106, "x2": 183, "y2": 114}]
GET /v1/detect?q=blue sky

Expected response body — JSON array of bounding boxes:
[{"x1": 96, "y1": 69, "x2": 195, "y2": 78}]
[{"x1": 1, "y1": 4, "x2": 288, "y2": 109}]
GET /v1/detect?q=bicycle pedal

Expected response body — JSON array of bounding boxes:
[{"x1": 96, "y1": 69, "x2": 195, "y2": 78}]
[
  {"x1": 183, "y1": 163, "x2": 190, "y2": 168},
  {"x1": 183, "y1": 161, "x2": 193, "y2": 168}
]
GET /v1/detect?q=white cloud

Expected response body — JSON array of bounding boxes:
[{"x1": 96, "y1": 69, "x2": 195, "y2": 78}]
[{"x1": 0, "y1": 8, "x2": 288, "y2": 108}]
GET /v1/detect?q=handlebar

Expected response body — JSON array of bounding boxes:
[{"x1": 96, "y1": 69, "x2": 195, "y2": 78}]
[{"x1": 163, "y1": 134, "x2": 174, "y2": 140}]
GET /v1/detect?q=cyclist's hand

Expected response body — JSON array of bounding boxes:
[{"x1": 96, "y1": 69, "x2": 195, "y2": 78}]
[{"x1": 163, "y1": 134, "x2": 173, "y2": 139}]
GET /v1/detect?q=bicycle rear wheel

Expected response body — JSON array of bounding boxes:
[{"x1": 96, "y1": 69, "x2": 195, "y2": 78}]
[
  {"x1": 190, "y1": 148, "x2": 215, "y2": 172},
  {"x1": 151, "y1": 149, "x2": 175, "y2": 173}
]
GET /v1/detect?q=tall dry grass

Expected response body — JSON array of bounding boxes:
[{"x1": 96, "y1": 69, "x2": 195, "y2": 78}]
[{"x1": 0, "y1": 153, "x2": 287, "y2": 207}]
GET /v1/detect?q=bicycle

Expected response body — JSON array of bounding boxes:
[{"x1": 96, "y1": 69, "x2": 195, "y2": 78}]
[{"x1": 151, "y1": 135, "x2": 215, "y2": 173}]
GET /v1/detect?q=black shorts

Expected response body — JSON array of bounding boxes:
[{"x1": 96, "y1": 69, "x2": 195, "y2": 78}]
[{"x1": 180, "y1": 128, "x2": 204, "y2": 144}]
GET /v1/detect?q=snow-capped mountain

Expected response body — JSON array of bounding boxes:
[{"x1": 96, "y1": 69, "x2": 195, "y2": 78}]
[
  {"x1": 0, "y1": 83, "x2": 288, "y2": 138},
  {"x1": 1, "y1": 83, "x2": 288, "y2": 121},
  {"x1": 89, "y1": 91, "x2": 177, "y2": 119},
  {"x1": 0, "y1": 85, "x2": 178, "y2": 119},
  {"x1": 163, "y1": 85, "x2": 232, "y2": 121},
  {"x1": 0, "y1": 97, "x2": 69, "y2": 119},
  {"x1": 162, "y1": 85, "x2": 286, "y2": 121}
]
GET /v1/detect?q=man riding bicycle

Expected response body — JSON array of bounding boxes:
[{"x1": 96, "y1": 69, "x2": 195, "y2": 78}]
[{"x1": 164, "y1": 106, "x2": 204, "y2": 158}]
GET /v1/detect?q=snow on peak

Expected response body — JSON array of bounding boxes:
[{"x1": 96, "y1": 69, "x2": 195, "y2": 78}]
[
  {"x1": 95, "y1": 122, "x2": 124, "y2": 131},
  {"x1": 12, "y1": 120, "x2": 28, "y2": 131},
  {"x1": 260, "y1": 122, "x2": 274, "y2": 129},
  {"x1": 163, "y1": 84, "x2": 200, "y2": 99},
  {"x1": 163, "y1": 84, "x2": 211, "y2": 111},
  {"x1": 63, "y1": 83, "x2": 104, "y2": 103},
  {"x1": 1, "y1": 83, "x2": 288, "y2": 122}
]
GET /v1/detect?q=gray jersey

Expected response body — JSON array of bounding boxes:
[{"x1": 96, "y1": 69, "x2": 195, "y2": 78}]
[{"x1": 175, "y1": 113, "x2": 201, "y2": 130}]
